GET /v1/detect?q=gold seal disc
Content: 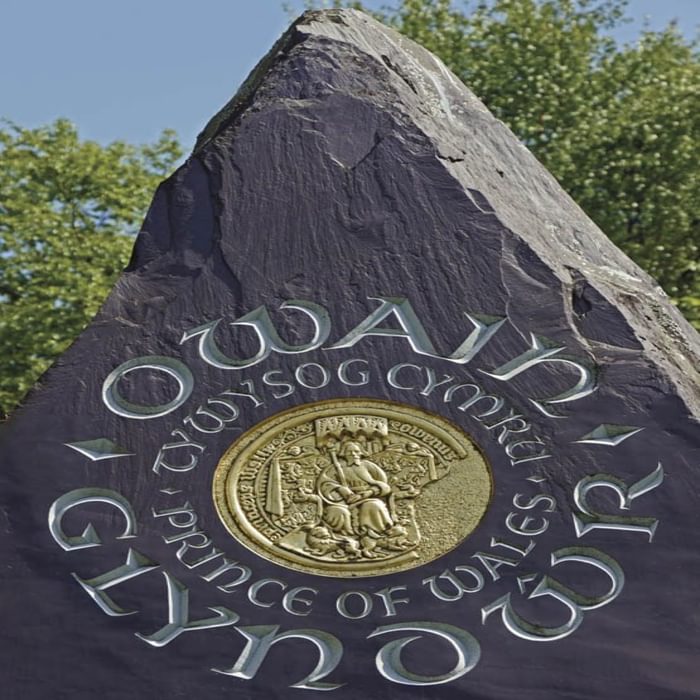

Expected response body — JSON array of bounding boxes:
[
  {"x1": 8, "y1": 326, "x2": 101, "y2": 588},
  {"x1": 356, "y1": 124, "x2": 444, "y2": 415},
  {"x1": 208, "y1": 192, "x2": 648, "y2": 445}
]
[{"x1": 213, "y1": 399, "x2": 493, "y2": 577}]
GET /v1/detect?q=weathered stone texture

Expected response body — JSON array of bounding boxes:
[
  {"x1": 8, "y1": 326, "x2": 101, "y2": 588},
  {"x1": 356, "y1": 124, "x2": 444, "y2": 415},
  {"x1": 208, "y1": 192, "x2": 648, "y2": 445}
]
[{"x1": 1, "y1": 9, "x2": 698, "y2": 699}]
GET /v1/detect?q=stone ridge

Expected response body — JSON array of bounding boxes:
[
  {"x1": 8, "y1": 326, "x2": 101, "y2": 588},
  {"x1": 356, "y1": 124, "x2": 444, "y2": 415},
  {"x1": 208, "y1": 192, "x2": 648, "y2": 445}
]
[{"x1": 190, "y1": 8, "x2": 699, "y2": 415}]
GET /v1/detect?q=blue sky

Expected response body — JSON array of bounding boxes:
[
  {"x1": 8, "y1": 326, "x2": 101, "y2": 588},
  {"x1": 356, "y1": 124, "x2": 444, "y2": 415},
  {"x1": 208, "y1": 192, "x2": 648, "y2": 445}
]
[{"x1": 1, "y1": 0, "x2": 698, "y2": 153}]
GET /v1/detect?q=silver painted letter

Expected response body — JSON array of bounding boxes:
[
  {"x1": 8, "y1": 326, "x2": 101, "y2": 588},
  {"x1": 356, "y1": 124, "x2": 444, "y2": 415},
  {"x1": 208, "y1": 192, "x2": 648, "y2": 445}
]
[
  {"x1": 369, "y1": 622, "x2": 481, "y2": 685},
  {"x1": 330, "y1": 297, "x2": 436, "y2": 355},
  {"x1": 48, "y1": 488, "x2": 137, "y2": 551},
  {"x1": 481, "y1": 546, "x2": 624, "y2": 641},
  {"x1": 72, "y1": 548, "x2": 158, "y2": 616},
  {"x1": 213, "y1": 625, "x2": 344, "y2": 691},
  {"x1": 573, "y1": 464, "x2": 664, "y2": 540},
  {"x1": 481, "y1": 333, "x2": 596, "y2": 416},
  {"x1": 102, "y1": 356, "x2": 194, "y2": 419},
  {"x1": 136, "y1": 571, "x2": 239, "y2": 647}
]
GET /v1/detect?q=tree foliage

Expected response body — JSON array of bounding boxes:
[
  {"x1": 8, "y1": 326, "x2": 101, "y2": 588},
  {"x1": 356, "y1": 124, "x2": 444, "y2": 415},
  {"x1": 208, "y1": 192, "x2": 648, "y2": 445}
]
[
  {"x1": 0, "y1": 119, "x2": 181, "y2": 416},
  {"x1": 331, "y1": 0, "x2": 700, "y2": 324}
]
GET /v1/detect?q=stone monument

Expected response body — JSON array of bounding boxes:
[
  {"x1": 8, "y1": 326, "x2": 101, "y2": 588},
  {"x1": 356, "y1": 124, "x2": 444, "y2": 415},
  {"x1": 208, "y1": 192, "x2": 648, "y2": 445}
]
[{"x1": 1, "y1": 9, "x2": 698, "y2": 699}]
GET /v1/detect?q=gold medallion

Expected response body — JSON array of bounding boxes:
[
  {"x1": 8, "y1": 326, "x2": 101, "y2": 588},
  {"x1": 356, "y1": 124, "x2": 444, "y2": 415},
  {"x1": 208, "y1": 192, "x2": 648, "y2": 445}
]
[{"x1": 213, "y1": 399, "x2": 493, "y2": 577}]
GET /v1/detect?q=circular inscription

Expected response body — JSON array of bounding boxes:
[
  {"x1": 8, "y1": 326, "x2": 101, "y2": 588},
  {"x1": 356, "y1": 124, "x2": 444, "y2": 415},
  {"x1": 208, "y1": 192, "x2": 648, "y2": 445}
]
[{"x1": 213, "y1": 399, "x2": 493, "y2": 577}]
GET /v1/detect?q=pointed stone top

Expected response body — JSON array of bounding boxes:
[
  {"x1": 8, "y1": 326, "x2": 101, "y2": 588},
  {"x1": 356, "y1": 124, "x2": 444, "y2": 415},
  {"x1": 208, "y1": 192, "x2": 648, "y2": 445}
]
[{"x1": 191, "y1": 8, "x2": 698, "y2": 410}]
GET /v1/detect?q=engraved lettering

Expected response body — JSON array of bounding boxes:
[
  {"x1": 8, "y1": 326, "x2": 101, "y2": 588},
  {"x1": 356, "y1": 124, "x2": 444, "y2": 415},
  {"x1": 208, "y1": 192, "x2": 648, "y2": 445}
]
[
  {"x1": 213, "y1": 626, "x2": 344, "y2": 691},
  {"x1": 283, "y1": 587, "x2": 319, "y2": 616},
  {"x1": 262, "y1": 370, "x2": 295, "y2": 399},
  {"x1": 369, "y1": 622, "x2": 481, "y2": 685},
  {"x1": 329, "y1": 297, "x2": 437, "y2": 355},
  {"x1": 102, "y1": 356, "x2": 194, "y2": 419},
  {"x1": 222, "y1": 379, "x2": 265, "y2": 407},
  {"x1": 337, "y1": 359, "x2": 370, "y2": 386},
  {"x1": 48, "y1": 488, "x2": 137, "y2": 551},
  {"x1": 248, "y1": 578, "x2": 287, "y2": 608},
  {"x1": 336, "y1": 591, "x2": 373, "y2": 619},
  {"x1": 152, "y1": 501, "x2": 198, "y2": 529},
  {"x1": 573, "y1": 463, "x2": 664, "y2": 540},
  {"x1": 200, "y1": 559, "x2": 252, "y2": 592},
  {"x1": 444, "y1": 314, "x2": 506, "y2": 364},
  {"x1": 295, "y1": 362, "x2": 331, "y2": 389},
  {"x1": 374, "y1": 586, "x2": 410, "y2": 617},
  {"x1": 386, "y1": 362, "x2": 421, "y2": 390},
  {"x1": 422, "y1": 567, "x2": 484, "y2": 601},
  {"x1": 72, "y1": 548, "x2": 158, "y2": 616},
  {"x1": 419, "y1": 368, "x2": 455, "y2": 397},
  {"x1": 482, "y1": 546, "x2": 624, "y2": 641},
  {"x1": 471, "y1": 552, "x2": 519, "y2": 582},
  {"x1": 135, "y1": 571, "x2": 239, "y2": 647},
  {"x1": 184, "y1": 397, "x2": 240, "y2": 434},
  {"x1": 481, "y1": 333, "x2": 596, "y2": 416},
  {"x1": 152, "y1": 428, "x2": 206, "y2": 474}
]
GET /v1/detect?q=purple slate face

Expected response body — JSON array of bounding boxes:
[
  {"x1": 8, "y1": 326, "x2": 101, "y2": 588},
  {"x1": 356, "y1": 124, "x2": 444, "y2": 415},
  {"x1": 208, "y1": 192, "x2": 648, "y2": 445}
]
[{"x1": 1, "y1": 9, "x2": 699, "y2": 700}]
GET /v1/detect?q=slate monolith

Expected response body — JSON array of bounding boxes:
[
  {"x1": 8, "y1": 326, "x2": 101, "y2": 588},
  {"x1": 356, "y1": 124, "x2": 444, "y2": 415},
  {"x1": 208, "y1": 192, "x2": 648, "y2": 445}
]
[{"x1": 1, "y1": 9, "x2": 699, "y2": 700}]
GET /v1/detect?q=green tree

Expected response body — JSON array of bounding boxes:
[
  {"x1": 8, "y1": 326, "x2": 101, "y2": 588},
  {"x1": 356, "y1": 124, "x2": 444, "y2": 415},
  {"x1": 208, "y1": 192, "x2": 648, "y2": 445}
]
[
  {"x1": 0, "y1": 119, "x2": 181, "y2": 416},
  {"x1": 325, "y1": 0, "x2": 700, "y2": 325}
]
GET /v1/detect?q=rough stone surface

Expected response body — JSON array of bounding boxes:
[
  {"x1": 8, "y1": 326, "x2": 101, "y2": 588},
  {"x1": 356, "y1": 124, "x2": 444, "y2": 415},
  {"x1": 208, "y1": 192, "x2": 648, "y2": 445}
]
[{"x1": 1, "y1": 9, "x2": 699, "y2": 699}]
